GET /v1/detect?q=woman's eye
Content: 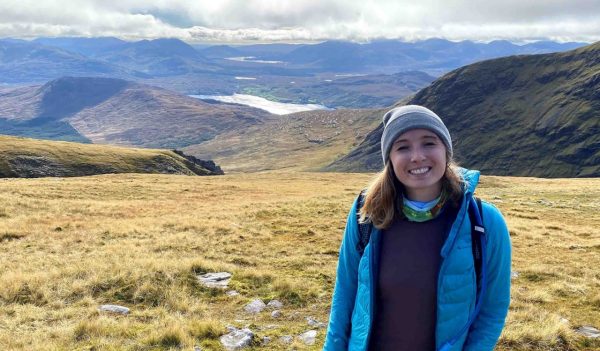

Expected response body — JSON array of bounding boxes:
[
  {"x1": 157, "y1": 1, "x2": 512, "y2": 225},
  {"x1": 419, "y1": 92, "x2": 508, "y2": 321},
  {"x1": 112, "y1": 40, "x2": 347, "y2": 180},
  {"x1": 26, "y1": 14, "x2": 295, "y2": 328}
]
[{"x1": 397, "y1": 146, "x2": 408, "y2": 151}]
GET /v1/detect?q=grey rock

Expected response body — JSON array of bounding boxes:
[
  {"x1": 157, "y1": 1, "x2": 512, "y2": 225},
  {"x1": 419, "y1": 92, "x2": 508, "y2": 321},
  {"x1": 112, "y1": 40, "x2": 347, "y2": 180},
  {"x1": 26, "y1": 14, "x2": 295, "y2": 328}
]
[
  {"x1": 267, "y1": 299, "x2": 283, "y2": 309},
  {"x1": 288, "y1": 311, "x2": 302, "y2": 320},
  {"x1": 226, "y1": 290, "x2": 240, "y2": 296},
  {"x1": 244, "y1": 299, "x2": 266, "y2": 314},
  {"x1": 298, "y1": 330, "x2": 317, "y2": 345},
  {"x1": 271, "y1": 310, "x2": 282, "y2": 318},
  {"x1": 220, "y1": 327, "x2": 254, "y2": 350},
  {"x1": 559, "y1": 317, "x2": 569, "y2": 324},
  {"x1": 194, "y1": 346, "x2": 202, "y2": 351},
  {"x1": 576, "y1": 326, "x2": 600, "y2": 338},
  {"x1": 262, "y1": 336, "x2": 271, "y2": 345},
  {"x1": 98, "y1": 304, "x2": 129, "y2": 315},
  {"x1": 279, "y1": 335, "x2": 293, "y2": 344},
  {"x1": 511, "y1": 271, "x2": 519, "y2": 279},
  {"x1": 307, "y1": 317, "x2": 326, "y2": 329},
  {"x1": 197, "y1": 272, "x2": 232, "y2": 289}
]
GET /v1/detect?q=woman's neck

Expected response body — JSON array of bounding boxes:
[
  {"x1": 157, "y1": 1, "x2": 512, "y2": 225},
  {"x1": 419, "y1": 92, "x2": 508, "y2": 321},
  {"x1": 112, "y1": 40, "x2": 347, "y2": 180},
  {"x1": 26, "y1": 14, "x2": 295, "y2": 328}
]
[{"x1": 405, "y1": 186, "x2": 442, "y2": 202}]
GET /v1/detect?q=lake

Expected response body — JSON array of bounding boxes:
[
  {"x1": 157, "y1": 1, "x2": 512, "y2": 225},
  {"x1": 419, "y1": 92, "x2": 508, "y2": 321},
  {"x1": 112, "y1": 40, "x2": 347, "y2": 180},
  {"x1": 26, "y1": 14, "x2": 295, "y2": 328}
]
[{"x1": 189, "y1": 93, "x2": 331, "y2": 115}]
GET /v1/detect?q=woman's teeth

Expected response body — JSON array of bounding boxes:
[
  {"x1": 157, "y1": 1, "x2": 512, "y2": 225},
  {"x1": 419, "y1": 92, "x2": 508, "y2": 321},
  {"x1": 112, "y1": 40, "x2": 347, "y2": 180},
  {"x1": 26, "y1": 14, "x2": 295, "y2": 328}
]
[{"x1": 409, "y1": 167, "x2": 430, "y2": 175}]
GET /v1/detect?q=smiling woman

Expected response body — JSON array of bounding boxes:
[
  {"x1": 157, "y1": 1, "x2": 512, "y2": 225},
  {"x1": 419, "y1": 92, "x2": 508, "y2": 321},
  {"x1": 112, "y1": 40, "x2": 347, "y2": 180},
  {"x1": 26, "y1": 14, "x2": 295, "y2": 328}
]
[{"x1": 324, "y1": 105, "x2": 512, "y2": 351}]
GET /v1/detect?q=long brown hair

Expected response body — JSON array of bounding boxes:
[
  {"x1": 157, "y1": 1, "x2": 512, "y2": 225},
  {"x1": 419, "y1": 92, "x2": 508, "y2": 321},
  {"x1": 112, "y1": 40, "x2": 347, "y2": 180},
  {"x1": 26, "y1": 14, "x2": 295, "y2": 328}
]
[{"x1": 359, "y1": 160, "x2": 464, "y2": 229}]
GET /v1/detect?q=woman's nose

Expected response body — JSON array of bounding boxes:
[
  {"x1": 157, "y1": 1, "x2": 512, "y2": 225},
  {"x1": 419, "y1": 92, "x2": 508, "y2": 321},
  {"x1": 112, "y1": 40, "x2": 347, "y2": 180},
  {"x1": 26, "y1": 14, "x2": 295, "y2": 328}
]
[{"x1": 410, "y1": 148, "x2": 426, "y2": 162}]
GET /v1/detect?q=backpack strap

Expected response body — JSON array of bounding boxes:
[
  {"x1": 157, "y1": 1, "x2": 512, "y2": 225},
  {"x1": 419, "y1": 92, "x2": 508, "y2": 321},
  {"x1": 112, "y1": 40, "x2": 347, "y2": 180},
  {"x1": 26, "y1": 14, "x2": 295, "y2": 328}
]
[
  {"x1": 355, "y1": 189, "x2": 372, "y2": 256},
  {"x1": 469, "y1": 197, "x2": 485, "y2": 297}
]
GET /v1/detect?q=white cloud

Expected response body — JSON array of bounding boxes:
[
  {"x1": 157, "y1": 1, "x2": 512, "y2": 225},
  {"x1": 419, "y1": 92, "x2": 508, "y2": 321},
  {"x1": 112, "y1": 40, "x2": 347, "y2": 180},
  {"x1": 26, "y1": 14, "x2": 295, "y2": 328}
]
[{"x1": 1, "y1": 0, "x2": 599, "y2": 43}]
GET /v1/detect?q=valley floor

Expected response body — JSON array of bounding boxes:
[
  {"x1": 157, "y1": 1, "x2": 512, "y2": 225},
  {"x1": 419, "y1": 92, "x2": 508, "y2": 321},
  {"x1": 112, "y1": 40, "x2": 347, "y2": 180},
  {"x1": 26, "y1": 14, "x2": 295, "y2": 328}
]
[{"x1": 0, "y1": 172, "x2": 598, "y2": 350}]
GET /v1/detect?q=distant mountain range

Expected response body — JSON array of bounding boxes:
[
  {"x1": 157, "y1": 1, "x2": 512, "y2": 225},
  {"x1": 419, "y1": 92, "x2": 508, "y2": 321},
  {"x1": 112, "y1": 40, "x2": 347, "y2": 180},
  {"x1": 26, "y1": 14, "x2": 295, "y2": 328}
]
[
  {"x1": 327, "y1": 42, "x2": 600, "y2": 177},
  {"x1": 200, "y1": 38, "x2": 586, "y2": 76},
  {"x1": 0, "y1": 37, "x2": 588, "y2": 109},
  {"x1": 0, "y1": 39, "x2": 145, "y2": 83}
]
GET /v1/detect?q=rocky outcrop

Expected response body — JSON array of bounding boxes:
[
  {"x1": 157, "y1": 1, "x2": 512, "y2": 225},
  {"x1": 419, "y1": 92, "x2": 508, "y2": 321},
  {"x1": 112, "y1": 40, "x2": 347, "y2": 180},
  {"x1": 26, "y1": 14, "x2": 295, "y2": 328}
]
[{"x1": 172, "y1": 149, "x2": 224, "y2": 175}]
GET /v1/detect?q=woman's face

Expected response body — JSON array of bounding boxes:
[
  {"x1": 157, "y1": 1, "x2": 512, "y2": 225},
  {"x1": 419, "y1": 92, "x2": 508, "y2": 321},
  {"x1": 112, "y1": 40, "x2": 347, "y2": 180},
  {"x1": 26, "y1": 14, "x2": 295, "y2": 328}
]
[{"x1": 389, "y1": 128, "x2": 447, "y2": 201}]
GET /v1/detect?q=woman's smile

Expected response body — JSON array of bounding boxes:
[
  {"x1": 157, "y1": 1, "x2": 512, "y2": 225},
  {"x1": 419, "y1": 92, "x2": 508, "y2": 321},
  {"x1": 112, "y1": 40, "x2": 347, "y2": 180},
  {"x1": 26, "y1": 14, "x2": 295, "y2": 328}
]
[{"x1": 408, "y1": 166, "x2": 431, "y2": 175}]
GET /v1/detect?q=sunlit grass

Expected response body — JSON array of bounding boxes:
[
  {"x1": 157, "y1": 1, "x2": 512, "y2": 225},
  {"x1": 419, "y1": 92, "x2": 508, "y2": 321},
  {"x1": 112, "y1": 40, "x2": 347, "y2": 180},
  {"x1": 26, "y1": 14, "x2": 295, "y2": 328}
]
[{"x1": 0, "y1": 172, "x2": 598, "y2": 350}]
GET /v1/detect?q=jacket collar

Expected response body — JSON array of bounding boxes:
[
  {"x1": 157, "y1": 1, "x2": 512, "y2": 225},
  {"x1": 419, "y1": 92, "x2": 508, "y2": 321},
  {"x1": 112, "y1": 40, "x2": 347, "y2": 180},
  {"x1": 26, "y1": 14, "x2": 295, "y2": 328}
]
[
  {"x1": 459, "y1": 167, "x2": 480, "y2": 196},
  {"x1": 439, "y1": 167, "x2": 480, "y2": 258}
]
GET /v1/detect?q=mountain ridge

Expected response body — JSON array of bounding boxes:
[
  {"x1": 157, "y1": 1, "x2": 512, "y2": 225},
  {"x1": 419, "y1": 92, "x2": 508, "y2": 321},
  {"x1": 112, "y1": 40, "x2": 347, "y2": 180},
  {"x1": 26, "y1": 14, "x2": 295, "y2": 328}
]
[
  {"x1": 0, "y1": 76, "x2": 275, "y2": 148},
  {"x1": 326, "y1": 41, "x2": 600, "y2": 177}
]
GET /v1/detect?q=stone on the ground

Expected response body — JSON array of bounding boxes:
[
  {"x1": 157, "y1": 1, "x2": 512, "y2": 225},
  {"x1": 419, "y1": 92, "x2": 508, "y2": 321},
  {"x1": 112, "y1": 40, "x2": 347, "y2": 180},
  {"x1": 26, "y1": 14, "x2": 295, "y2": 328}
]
[
  {"x1": 307, "y1": 317, "x2": 326, "y2": 328},
  {"x1": 267, "y1": 300, "x2": 283, "y2": 309},
  {"x1": 288, "y1": 311, "x2": 302, "y2": 320},
  {"x1": 576, "y1": 326, "x2": 600, "y2": 338},
  {"x1": 194, "y1": 346, "x2": 202, "y2": 351},
  {"x1": 220, "y1": 327, "x2": 254, "y2": 350},
  {"x1": 98, "y1": 304, "x2": 129, "y2": 315},
  {"x1": 271, "y1": 310, "x2": 282, "y2": 318},
  {"x1": 244, "y1": 299, "x2": 266, "y2": 314},
  {"x1": 511, "y1": 271, "x2": 519, "y2": 279},
  {"x1": 279, "y1": 335, "x2": 293, "y2": 344},
  {"x1": 226, "y1": 290, "x2": 240, "y2": 296},
  {"x1": 197, "y1": 272, "x2": 232, "y2": 289},
  {"x1": 298, "y1": 330, "x2": 317, "y2": 345},
  {"x1": 262, "y1": 336, "x2": 271, "y2": 345}
]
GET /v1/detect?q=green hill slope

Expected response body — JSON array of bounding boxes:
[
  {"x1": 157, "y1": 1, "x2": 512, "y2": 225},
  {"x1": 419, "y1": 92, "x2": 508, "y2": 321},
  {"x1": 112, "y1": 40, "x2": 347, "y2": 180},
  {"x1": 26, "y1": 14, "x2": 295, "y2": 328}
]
[
  {"x1": 0, "y1": 135, "x2": 222, "y2": 177},
  {"x1": 327, "y1": 42, "x2": 600, "y2": 177}
]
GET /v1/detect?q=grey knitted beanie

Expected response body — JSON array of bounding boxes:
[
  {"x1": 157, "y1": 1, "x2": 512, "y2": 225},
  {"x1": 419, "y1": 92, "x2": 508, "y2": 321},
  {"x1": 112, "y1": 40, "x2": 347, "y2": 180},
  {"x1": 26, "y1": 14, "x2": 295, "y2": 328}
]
[{"x1": 380, "y1": 105, "x2": 452, "y2": 164}]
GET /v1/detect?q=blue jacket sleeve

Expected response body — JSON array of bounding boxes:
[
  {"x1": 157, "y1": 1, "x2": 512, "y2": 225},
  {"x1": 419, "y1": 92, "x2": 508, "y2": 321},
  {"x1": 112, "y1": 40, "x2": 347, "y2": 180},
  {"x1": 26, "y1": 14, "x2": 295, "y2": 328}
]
[
  {"x1": 463, "y1": 202, "x2": 512, "y2": 351},
  {"x1": 323, "y1": 197, "x2": 362, "y2": 350}
]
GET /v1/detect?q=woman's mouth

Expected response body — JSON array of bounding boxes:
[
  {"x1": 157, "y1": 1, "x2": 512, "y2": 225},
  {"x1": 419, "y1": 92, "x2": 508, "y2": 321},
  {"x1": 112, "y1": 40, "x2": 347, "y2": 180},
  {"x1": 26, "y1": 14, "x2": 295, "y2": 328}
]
[{"x1": 409, "y1": 167, "x2": 431, "y2": 175}]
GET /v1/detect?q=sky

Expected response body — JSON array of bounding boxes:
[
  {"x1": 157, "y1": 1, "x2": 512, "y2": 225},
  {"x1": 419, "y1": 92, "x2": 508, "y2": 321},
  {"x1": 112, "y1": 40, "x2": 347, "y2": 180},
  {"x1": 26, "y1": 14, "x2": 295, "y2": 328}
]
[{"x1": 1, "y1": 0, "x2": 599, "y2": 44}]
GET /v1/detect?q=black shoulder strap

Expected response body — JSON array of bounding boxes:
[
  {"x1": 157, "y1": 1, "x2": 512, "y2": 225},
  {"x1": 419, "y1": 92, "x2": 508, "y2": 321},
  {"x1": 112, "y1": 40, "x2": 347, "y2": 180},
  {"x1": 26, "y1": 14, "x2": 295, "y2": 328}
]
[
  {"x1": 469, "y1": 197, "x2": 485, "y2": 295},
  {"x1": 355, "y1": 189, "x2": 372, "y2": 256}
]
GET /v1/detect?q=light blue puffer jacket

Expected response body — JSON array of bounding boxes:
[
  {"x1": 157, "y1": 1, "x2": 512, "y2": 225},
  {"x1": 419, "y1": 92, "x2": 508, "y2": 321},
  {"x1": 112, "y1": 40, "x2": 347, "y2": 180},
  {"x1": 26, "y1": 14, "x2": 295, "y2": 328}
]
[{"x1": 323, "y1": 169, "x2": 511, "y2": 351}]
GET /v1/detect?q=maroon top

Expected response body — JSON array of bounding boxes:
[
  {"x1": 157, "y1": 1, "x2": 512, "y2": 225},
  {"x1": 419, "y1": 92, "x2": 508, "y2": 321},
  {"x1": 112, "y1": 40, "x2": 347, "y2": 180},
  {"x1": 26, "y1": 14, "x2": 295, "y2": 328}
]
[{"x1": 368, "y1": 205, "x2": 458, "y2": 351}]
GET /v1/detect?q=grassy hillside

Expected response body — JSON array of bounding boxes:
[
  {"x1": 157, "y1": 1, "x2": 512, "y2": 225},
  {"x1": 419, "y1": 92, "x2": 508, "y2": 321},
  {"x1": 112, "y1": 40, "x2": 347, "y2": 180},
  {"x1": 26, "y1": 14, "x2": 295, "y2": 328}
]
[
  {"x1": 328, "y1": 41, "x2": 600, "y2": 177},
  {"x1": 0, "y1": 135, "x2": 221, "y2": 177},
  {"x1": 0, "y1": 172, "x2": 598, "y2": 350},
  {"x1": 183, "y1": 108, "x2": 383, "y2": 173}
]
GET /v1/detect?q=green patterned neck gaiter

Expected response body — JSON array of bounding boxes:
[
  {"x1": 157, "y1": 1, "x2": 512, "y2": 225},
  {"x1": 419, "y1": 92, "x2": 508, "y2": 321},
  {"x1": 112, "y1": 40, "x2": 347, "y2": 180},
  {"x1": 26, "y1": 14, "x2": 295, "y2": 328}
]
[{"x1": 402, "y1": 190, "x2": 448, "y2": 222}]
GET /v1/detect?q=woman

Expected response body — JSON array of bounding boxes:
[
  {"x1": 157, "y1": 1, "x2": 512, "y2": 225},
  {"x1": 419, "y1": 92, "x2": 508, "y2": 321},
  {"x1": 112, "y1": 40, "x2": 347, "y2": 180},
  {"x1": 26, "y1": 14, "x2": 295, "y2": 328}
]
[{"x1": 323, "y1": 105, "x2": 511, "y2": 351}]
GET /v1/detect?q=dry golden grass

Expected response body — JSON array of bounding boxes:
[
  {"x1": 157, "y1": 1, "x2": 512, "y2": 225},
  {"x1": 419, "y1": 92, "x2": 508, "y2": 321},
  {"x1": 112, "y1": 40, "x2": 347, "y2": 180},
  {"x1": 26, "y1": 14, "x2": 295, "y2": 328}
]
[{"x1": 0, "y1": 172, "x2": 598, "y2": 350}]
